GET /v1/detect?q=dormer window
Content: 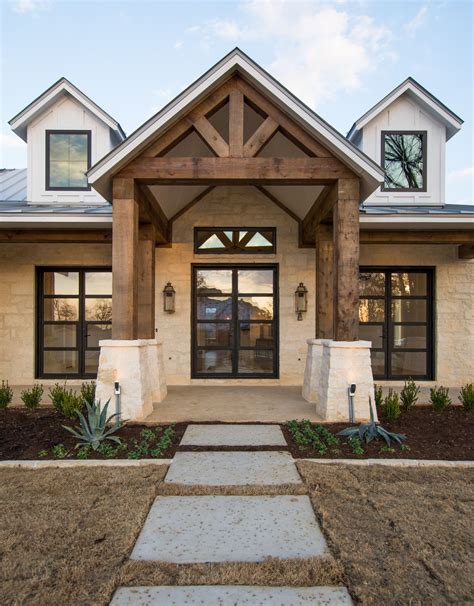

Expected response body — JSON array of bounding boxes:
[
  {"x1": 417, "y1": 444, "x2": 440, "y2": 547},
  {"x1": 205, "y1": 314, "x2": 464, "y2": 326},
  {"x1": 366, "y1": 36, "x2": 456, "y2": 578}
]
[
  {"x1": 381, "y1": 131, "x2": 426, "y2": 191},
  {"x1": 46, "y1": 130, "x2": 91, "y2": 190}
]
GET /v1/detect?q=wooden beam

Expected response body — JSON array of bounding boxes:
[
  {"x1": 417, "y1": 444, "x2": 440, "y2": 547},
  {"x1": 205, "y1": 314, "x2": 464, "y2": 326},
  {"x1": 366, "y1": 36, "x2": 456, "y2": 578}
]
[
  {"x1": 333, "y1": 178, "x2": 360, "y2": 342},
  {"x1": 301, "y1": 185, "x2": 335, "y2": 244},
  {"x1": 191, "y1": 115, "x2": 229, "y2": 157},
  {"x1": 316, "y1": 224, "x2": 334, "y2": 338},
  {"x1": 459, "y1": 244, "x2": 474, "y2": 259},
  {"x1": 137, "y1": 184, "x2": 170, "y2": 244},
  {"x1": 243, "y1": 117, "x2": 278, "y2": 157},
  {"x1": 112, "y1": 178, "x2": 139, "y2": 340},
  {"x1": 361, "y1": 230, "x2": 474, "y2": 245},
  {"x1": 0, "y1": 229, "x2": 111, "y2": 243},
  {"x1": 229, "y1": 89, "x2": 244, "y2": 157},
  {"x1": 137, "y1": 223, "x2": 156, "y2": 339},
  {"x1": 118, "y1": 157, "x2": 354, "y2": 184}
]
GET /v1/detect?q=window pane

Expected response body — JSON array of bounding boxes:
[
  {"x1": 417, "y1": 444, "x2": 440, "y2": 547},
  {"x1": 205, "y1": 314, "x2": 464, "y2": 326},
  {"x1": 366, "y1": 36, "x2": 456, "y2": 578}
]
[
  {"x1": 392, "y1": 325, "x2": 426, "y2": 349},
  {"x1": 44, "y1": 298, "x2": 79, "y2": 321},
  {"x1": 69, "y1": 134, "x2": 88, "y2": 160},
  {"x1": 238, "y1": 350, "x2": 273, "y2": 373},
  {"x1": 391, "y1": 300, "x2": 426, "y2": 322},
  {"x1": 48, "y1": 133, "x2": 89, "y2": 188},
  {"x1": 359, "y1": 299, "x2": 385, "y2": 322},
  {"x1": 242, "y1": 231, "x2": 273, "y2": 249},
  {"x1": 68, "y1": 161, "x2": 88, "y2": 188},
  {"x1": 85, "y1": 350, "x2": 100, "y2": 374},
  {"x1": 197, "y1": 323, "x2": 231, "y2": 347},
  {"x1": 43, "y1": 271, "x2": 79, "y2": 295},
  {"x1": 359, "y1": 272, "x2": 385, "y2": 296},
  {"x1": 197, "y1": 296, "x2": 232, "y2": 320},
  {"x1": 391, "y1": 352, "x2": 426, "y2": 376},
  {"x1": 371, "y1": 351, "x2": 385, "y2": 376},
  {"x1": 384, "y1": 133, "x2": 424, "y2": 189},
  {"x1": 49, "y1": 161, "x2": 70, "y2": 187},
  {"x1": 391, "y1": 273, "x2": 427, "y2": 296},
  {"x1": 198, "y1": 233, "x2": 228, "y2": 250},
  {"x1": 196, "y1": 350, "x2": 232, "y2": 373},
  {"x1": 359, "y1": 324, "x2": 383, "y2": 349},
  {"x1": 44, "y1": 324, "x2": 76, "y2": 348},
  {"x1": 196, "y1": 270, "x2": 232, "y2": 293},
  {"x1": 239, "y1": 297, "x2": 273, "y2": 320},
  {"x1": 87, "y1": 324, "x2": 112, "y2": 348},
  {"x1": 49, "y1": 134, "x2": 69, "y2": 160},
  {"x1": 238, "y1": 269, "x2": 273, "y2": 294},
  {"x1": 239, "y1": 323, "x2": 274, "y2": 347},
  {"x1": 85, "y1": 272, "x2": 112, "y2": 295},
  {"x1": 43, "y1": 350, "x2": 78, "y2": 374},
  {"x1": 85, "y1": 298, "x2": 112, "y2": 321}
]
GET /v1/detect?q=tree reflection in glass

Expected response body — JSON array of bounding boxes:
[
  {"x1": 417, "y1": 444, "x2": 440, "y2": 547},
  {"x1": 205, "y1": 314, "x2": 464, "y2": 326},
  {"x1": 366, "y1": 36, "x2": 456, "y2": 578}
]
[{"x1": 384, "y1": 133, "x2": 424, "y2": 190}]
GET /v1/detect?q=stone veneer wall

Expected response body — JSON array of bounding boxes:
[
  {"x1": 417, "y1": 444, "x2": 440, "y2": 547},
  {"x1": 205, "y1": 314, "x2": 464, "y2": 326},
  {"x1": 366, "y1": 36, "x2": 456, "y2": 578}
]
[
  {"x1": 0, "y1": 243, "x2": 111, "y2": 385},
  {"x1": 155, "y1": 186, "x2": 315, "y2": 385}
]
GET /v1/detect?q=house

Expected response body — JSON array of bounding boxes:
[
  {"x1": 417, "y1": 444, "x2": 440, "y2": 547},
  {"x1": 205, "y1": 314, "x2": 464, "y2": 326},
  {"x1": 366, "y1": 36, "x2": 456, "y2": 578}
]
[{"x1": 1, "y1": 49, "x2": 473, "y2": 421}]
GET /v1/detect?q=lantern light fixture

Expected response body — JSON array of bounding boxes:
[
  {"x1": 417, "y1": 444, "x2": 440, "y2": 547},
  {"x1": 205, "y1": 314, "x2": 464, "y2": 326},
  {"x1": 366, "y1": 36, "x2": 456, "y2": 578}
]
[
  {"x1": 295, "y1": 282, "x2": 308, "y2": 321},
  {"x1": 163, "y1": 282, "x2": 176, "y2": 313}
]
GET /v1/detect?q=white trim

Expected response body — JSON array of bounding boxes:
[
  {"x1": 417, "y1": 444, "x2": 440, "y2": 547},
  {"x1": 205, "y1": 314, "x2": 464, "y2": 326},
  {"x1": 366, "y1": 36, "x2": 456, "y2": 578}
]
[
  {"x1": 360, "y1": 215, "x2": 474, "y2": 226},
  {"x1": 0, "y1": 215, "x2": 112, "y2": 228}
]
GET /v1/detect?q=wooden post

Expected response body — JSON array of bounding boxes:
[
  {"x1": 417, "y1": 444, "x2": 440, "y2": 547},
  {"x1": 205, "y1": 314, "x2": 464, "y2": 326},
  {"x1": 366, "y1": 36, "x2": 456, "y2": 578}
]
[
  {"x1": 316, "y1": 224, "x2": 333, "y2": 338},
  {"x1": 229, "y1": 89, "x2": 244, "y2": 157},
  {"x1": 112, "y1": 178, "x2": 139, "y2": 340},
  {"x1": 333, "y1": 178, "x2": 360, "y2": 341},
  {"x1": 137, "y1": 223, "x2": 156, "y2": 339}
]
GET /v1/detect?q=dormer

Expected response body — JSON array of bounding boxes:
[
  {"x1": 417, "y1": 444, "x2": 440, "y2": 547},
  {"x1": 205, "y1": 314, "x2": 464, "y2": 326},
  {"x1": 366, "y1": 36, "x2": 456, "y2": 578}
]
[
  {"x1": 348, "y1": 77, "x2": 463, "y2": 206},
  {"x1": 9, "y1": 78, "x2": 125, "y2": 206}
]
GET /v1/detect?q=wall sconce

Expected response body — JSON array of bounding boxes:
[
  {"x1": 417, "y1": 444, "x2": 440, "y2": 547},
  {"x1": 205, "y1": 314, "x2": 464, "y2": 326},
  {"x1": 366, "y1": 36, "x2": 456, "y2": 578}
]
[
  {"x1": 295, "y1": 282, "x2": 308, "y2": 321},
  {"x1": 163, "y1": 282, "x2": 176, "y2": 313}
]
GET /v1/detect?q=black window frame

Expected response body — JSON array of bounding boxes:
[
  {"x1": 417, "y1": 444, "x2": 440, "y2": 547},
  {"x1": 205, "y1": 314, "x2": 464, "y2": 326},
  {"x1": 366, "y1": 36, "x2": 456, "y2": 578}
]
[
  {"x1": 359, "y1": 266, "x2": 435, "y2": 381},
  {"x1": 36, "y1": 266, "x2": 112, "y2": 379},
  {"x1": 381, "y1": 130, "x2": 427, "y2": 192},
  {"x1": 45, "y1": 130, "x2": 92, "y2": 191},
  {"x1": 194, "y1": 227, "x2": 276, "y2": 254}
]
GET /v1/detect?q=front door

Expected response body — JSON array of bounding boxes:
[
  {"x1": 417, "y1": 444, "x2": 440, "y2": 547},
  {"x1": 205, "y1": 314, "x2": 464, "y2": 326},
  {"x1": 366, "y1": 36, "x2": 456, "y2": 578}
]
[{"x1": 192, "y1": 264, "x2": 278, "y2": 378}]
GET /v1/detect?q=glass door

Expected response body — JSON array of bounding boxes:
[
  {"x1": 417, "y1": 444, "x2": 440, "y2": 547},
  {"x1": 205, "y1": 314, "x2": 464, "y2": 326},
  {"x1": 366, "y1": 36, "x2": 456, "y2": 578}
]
[{"x1": 192, "y1": 265, "x2": 278, "y2": 378}]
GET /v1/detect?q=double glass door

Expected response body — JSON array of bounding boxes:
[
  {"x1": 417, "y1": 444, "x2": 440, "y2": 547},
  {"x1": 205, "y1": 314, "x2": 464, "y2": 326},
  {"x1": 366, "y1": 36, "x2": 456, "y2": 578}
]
[{"x1": 192, "y1": 265, "x2": 278, "y2": 378}]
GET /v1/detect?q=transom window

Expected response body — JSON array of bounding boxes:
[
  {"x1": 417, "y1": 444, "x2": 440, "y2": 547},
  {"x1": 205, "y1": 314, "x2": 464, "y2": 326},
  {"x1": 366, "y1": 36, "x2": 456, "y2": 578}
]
[
  {"x1": 381, "y1": 131, "x2": 426, "y2": 191},
  {"x1": 195, "y1": 228, "x2": 276, "y2": 254},
  {"x1": 46, "y1": 130, "x2": 91, "y2": 190}
]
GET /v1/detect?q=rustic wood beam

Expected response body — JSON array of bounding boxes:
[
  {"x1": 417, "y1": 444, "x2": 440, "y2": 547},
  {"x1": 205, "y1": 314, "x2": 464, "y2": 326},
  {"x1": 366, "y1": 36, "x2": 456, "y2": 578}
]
[
  {"x1": 243, "y1": 117, "x2": 279, "y2": 157},
  {"x1": 333, "y1": 178, "x2": 360, "y2": 341},
  {"x1": 137, "y1": 184, "x2": 170, "y2": 244},
  {"x1": 0, "y1": 229, "x2": 112, "y2": 243},
  {"x1": 112, "y1": 178, "x2": 139, "y2": 340},
  {"x1": 301, "y1": 185, "x2": 336, "y2": 244},
  {"x1": 360, "y1": 230, "x2": 474, "y2": 245},
  {"x1": 118, "y1": 157, "x2": 354, "y2": 184},
  {"x1": 316, "y1": 224, "x2": 334, "y2": 338},
  {"x1": 229, "y1": 89, "x2": 244, "y2": 157},
  {"x1": 459, "y1": 244, "x2": 474, "y2": 259},
  {"x1": 190, "y1": 116, "x2": 229, "y2": 157},
  {"x1": 137, "y1": 223, "x2": 156, "y2": 339}
]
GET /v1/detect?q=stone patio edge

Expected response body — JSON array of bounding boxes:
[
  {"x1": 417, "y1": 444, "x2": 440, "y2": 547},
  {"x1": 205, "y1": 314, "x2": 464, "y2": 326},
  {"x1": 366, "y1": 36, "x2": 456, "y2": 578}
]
[
  {"x1": 298, "y1": 458, "x2": 474, "y2": 467},
  {"x1": 0, "y1": 459, "x2": 172, "y2": 468}
]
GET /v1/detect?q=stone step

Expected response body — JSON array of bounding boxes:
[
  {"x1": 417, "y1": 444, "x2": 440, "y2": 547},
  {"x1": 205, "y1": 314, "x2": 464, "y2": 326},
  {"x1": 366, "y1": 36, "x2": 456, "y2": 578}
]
[
  {"x1": 131, "y1": 495, "x2": 329, "y2": 563},
  {"x1": 165, "y1": 451, "x2": 302, "y2": 486},
  {"x1": 110, "y1": 585, "x2": 353, "y2": 605},
  {"x1": 180, "y1": 424, "x2": 288, "y2": 447}
]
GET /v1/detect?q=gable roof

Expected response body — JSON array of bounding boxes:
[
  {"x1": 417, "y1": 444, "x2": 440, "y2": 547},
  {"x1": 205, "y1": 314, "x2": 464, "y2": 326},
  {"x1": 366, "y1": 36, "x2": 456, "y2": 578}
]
[
  {"x1": 9, "y1": 77, "x2": 126, "y2": 143},
  {"x1": 0, "y1": 169, "x2": 27, "y2": 202},
  {"x1": 347, "y1": 77, "x2": 463, "y2": 142},
  {"x1": 87, "y1": 48, "x2": 384, "y2": 201}
]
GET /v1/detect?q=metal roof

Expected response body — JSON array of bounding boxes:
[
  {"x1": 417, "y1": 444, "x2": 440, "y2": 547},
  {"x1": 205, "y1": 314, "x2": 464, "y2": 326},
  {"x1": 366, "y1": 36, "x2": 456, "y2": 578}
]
[
  {"x1": 0, "y1": 169, "x2": 27, "y2": 202},
  {"x1": 360, "y1": 204, "x2": 474, "y2": 215}
]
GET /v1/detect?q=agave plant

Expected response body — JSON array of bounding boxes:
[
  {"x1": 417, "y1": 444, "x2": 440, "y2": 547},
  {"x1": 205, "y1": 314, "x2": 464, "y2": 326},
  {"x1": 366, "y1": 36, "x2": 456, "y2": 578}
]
[
  {"x1": 337, "y1": 397, "x2": 406, "y2": 447},
  {"x1": 63, "y1": 399, "x2": 123, "y2": 450}
]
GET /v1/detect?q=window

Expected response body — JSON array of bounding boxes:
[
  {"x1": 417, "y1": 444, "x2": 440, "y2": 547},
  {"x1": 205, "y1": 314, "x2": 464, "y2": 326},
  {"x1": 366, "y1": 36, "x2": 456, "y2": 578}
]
[
  {"x1": 359, "y1": 268, "x2": 434, "y2": 380},
  {"x1": 37, "y1": 268, "x2": 112, "y2": 378},
  {"x1": 195, "y1": 228, "x2": 276, "y2": 254},
  {"x1": 46, "y1": 130, "x2": 91, "y2": 190},
  {"x1": 381, "y1": 131, "x2": 426, "y2": 191}
]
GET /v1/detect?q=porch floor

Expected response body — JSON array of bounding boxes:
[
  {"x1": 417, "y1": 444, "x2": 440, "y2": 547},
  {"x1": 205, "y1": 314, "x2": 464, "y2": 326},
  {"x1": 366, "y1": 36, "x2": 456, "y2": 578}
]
[{"x1": 144, "y1": 385, "x2": 320, "y2": 424}]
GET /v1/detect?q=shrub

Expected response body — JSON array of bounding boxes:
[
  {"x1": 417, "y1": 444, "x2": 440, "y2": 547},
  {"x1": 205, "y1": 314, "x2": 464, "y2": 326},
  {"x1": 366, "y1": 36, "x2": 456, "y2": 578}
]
[
  {"x1": 374, "y1": 384, "x2": 383, "y2": 408},
  {"x1": 63, "y1": 399, "x2": 122, "y2": 450},
  {"x1": 400, "y1": 378, "x2": 420, "y2": 411},
  {"x1": 430, "y1": 385, "x2": 451, "y2": 411},
  {"x1": 49, "y1": 383, "x2": 84, "y2": 418},
  {"x1": 80, "y1": 381, "x2": 96, "y2": 406},
  {"x1": 381, "y1": 389, "x2": 401, "y2": 421},
  {"x1": 0, "y1": 380, "x2": 13, "y2": 409},
  {"x1": 458, "y1": 383, "x2": 474, "y2": 412},
  {"x1": 338, "y1": 397, "x2": 405, "y2": 447},
  {"x1": 21, "y1": 384, "x2": 44, "y2": 409}
]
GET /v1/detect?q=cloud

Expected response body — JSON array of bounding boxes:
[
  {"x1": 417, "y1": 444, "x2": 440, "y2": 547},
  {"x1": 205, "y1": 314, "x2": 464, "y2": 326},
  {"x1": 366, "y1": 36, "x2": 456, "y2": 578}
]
[
  {"x1": 11, "y1": 0, "x2": 51, "y2": 14},
  {"x1": 404, "y1": 6, "x2": 428, "y2": 36},
  {"x1": 447, "y1": 166, "x2": 474, "y2": 181},
  {"x1": 186, "y1": 0, "x2": 394, "y2": 108}
]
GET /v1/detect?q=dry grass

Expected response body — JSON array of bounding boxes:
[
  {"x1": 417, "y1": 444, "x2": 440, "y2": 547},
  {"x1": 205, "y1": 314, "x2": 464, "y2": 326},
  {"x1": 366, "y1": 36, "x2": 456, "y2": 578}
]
[
  {"x1": 298, "y1": 462, "x2": 474, "y2": 605},
  {"x1": 158, "y1": 482, "x2": 308, "y2": 496},
  {"x1": 0, "y1": 466, "x2": 167, "y2": 606}
]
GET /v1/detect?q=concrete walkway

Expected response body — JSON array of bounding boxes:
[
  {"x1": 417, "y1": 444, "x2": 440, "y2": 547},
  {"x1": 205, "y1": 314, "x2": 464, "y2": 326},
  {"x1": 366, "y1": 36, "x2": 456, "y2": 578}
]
[{"x1": 111, "y1": 424, "x2": 352, "y2": 605}]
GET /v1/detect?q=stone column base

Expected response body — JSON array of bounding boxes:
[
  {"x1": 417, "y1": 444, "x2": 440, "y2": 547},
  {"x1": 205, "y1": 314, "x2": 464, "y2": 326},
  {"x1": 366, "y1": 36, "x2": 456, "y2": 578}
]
[
  {"x1": 95, "y1": 339, "x2": 167, "y2": 422},
  {"x1": 303, "y1": 339, "x2": 376, "y2": 422}
]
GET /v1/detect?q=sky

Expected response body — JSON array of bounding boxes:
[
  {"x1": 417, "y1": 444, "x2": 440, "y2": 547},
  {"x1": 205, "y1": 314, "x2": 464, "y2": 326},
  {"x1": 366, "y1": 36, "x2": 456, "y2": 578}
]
[{"x1": 1, "y1": 0, "x2": 473, "y2": 204}]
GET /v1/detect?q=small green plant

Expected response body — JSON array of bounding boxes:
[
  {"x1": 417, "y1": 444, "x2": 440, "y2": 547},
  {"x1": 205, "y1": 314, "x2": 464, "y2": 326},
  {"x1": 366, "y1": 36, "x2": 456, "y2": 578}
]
[
  {"x1": 286, "y1": 419, "x2": 339, "y2": 455},
  {"x1": 20, "y1": 384, "x2": 44, "y2": 410},
  {"x1": 38, "y1": 449, "x2": 49, "y2": 458},
  {"x1": 49, "y1": 383, "x2": 84, "y2": 418},
  {"x1": 459, "y1": 383, "x2": 474, "y2": 412},
  {"x1": 400, "y1": 444, "x2": 411, "y2": 451},
  {"x1": 0, "y1": 380, "x2": 13, "y2": 409},
  {"x1": 379, "y1": 445, "x2": 395, "y2": 454},
  {"x1": 63, "y1": 399, "x2": 122, "y2": 450},
  {"x1": 430, "y1": 385, "x2": 451, "y2": 411},
  {"x1": 51, "y1": 443, "x2": 68, "y2": 459},
  {"x1": 127, "y1": 426, "x2": 175, "y2": 459},
  {"x1": 80, "y1": 381, "x2": 96, "y2": 406},
  {"x1": 349, "y1": 436, "x2": 364, "y2": 455},
  {"x1": 400, "y1": 378, "x2": 420, "y2": 411},
  {"x1": 381, "y1": 389, "x2": 401, "y2": 421},
  {"x1": 76, "y1": 444, "x2": 92, "y2": 459},
  {"x1": 374, "y1": 384, "x2": 383, "y2": 408}
]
